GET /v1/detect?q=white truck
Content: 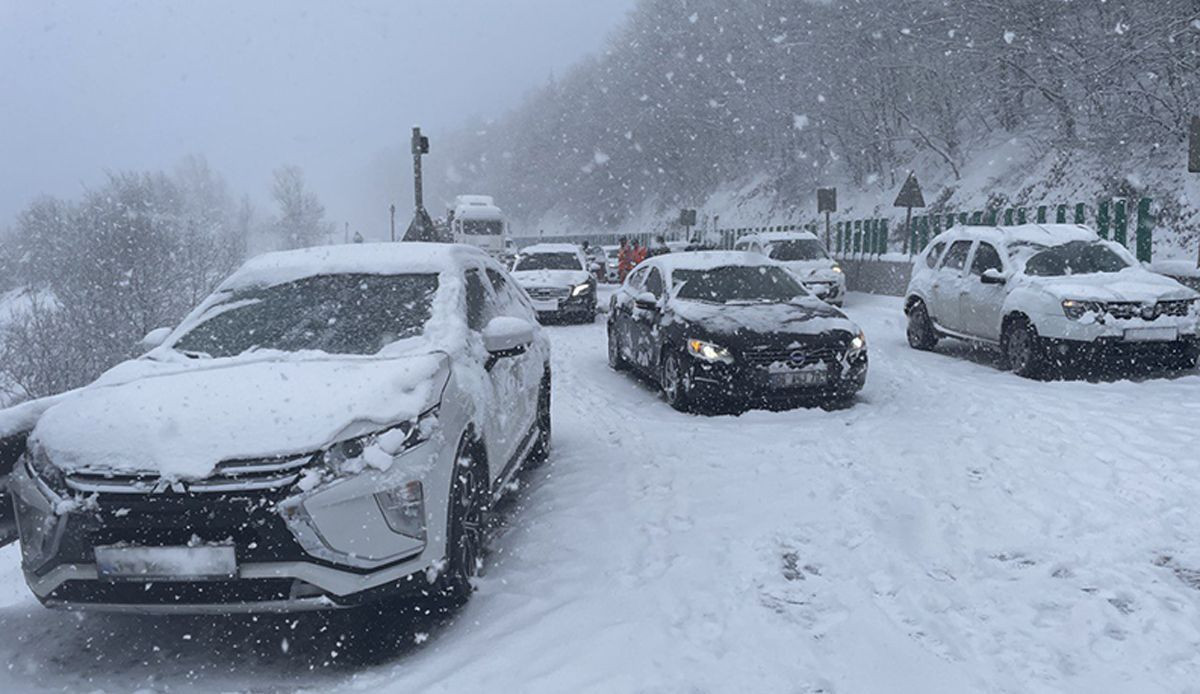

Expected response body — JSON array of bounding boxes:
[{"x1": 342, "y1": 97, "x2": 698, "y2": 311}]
[{"x1": 448, "y1": 195, "x2": 508, "y2": 258}]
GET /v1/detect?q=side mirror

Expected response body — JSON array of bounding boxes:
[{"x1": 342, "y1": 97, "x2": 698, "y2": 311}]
[
  {"x1": 138, "y1": 327, "x2": 172, "y2": 352},
  {"x1": 634, "y1": 291, "x2": 660, "y2": 311},
  {"x1": 980, "y1": 268, "x2": 1007, "y2": 285},
  {"x1": 482, "y1": 316, "x2": 535, "y2": 357}
]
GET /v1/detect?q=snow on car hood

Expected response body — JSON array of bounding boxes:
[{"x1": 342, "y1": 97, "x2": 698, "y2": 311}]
[
  {"x1": 30, "y1": 354, "x2": 448, "y2": 480},
  {"x1": 778, "y1": 259, "x2": 840, "y2": 280},
  {"x1": 1031, "y1": 267, "x2": 1197, "y2": 302},
  {"x1": 667, "y1": 298, "x2": 857, "y2": 337},
  {"x1": 512, "y1": 269, "x2": 590, "y2": 288}
]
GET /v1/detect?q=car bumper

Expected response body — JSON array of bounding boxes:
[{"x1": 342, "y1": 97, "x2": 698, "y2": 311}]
[
  {"x1": 684, "y1": 352, "x2": 868, "y2": 407},
  {"x1": 534, "y1": 296, "x2": 595, "y2": 321},
  {"x1": 11, "y1": 445, "x2": 450, "y2": 613},
  {"x1": 1040, "y1": 334, "x2": 1199, "y2": 368}
]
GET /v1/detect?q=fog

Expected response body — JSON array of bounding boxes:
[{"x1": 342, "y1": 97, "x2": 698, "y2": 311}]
[{"x1": 0, "y1": 0, "x2": 635, "y2": 239}]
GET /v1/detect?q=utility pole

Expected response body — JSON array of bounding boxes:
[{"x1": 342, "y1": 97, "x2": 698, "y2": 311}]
[
  {"x1": 390, "y1": 203, "x2": 396, "y2": 242},
  {"x1": 344, "y1": 221, "x2": 349, "y2": 244},
  {"x1": 403, "y1": 125, "x2": 442, "y2": 242}
]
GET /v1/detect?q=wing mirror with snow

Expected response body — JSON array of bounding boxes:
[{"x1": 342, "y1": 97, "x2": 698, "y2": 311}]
[
  {"x1": 980, "y1": 268, "x2": 1007, "y2": 285},
  {"x1": 482, "y1": 316, "x2": 535, "y2": 359},
  {"x1": 138, "y1": 327, "x2": 173, "y2": 352},
  {"x1": 634, "y1": 291, "x2": 660, "y2": 311}
]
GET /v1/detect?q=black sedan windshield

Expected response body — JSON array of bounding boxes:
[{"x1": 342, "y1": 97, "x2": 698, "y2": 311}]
[
  {"x1": 173, "y1": 273, "x2": 438, "y2": 357},
  {"x1": 1024, "y1": 241, "x2": 1130, "y2": 276},
  {"x1": 514, "y1": 253, "x2": 582, "y2": 271},
  {"x1": 673, "y1": 266, "x2": 809, "y2": 304},
  {"x1": 768, "y1": 239, "x2": 828, "y2": 261}
]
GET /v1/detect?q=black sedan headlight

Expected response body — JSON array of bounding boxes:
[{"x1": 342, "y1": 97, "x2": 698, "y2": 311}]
[
  {"x1": 25, "y1": 447, "x2": 67, "y2": 495},
  {"x1": 571, "y1": 281, "x2": 594, "y2": 297}
]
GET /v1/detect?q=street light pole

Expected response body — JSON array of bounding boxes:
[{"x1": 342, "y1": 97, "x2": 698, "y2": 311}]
[{"x1": 390, "y1": 203, "x2": 396, "y2": 242}]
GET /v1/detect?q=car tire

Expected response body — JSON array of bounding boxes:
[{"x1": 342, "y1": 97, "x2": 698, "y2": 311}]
[
  {"x1": 607, "y1": 323, "x2": 628, "y2": 371},
  {"x1": 660, "y1": 349, "x2": 692, "y2": 412},
  {"x1": 526, "y1": 369, "x2": 551, "y2": 468},
  {"x1": 906, "y1": 301, "x2": 938, "y2": 351},
  {"x1": 440, "y1": 434, "x2": 488, "y2": 605},
  {"x1": 1002, "y1": 317, "x2": 1045, "y2": 378}
]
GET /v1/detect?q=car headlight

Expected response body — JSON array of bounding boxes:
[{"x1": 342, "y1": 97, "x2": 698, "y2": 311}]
[
  {"x1": 317, "y1": 407, "x2": 439, "y2": 478},
  {"x1": 1062, "y1": 299, "x2": 1105, "y2": 320},
  {"x1": 831, "y1": 265, "x2": 843, "y2": 274},
  {"x1": 848, "y1": 331, "x2": 867, "y2": 357},
  {"x1": 687, "y1": 338, "x2": 734, "y2": 364},
  {"x1": 572, "y1": 282, "x2": 592, "y2": 297},
  {"x1": 26, "y1": 448, "x2": 67, "y2": 495}
]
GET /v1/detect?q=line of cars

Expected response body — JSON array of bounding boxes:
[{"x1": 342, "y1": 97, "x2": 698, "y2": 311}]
[{"x1": 1, "y1": 221, "x2": 1196, "y2": 618}]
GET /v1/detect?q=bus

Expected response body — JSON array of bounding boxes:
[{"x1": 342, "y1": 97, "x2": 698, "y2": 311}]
[{"x1": 448, "y1": 195, "x2": 507, "y2": 257}]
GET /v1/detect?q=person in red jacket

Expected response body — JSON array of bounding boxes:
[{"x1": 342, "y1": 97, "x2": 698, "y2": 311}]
[
  {"x1": 632, "y1": 239, "x2": 648, "y2": 265},
  {"x1": 617, "y1": 237, "x2": 635, "y2": 283}
]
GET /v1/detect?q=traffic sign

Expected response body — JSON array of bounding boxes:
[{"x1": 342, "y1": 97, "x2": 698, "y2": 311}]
[
  {"x1": 817, "y1": 188, "x2": 837, "y2": 214},
  {"x1": 894, "y1": 173, "x2": 926, "y2": 208}
]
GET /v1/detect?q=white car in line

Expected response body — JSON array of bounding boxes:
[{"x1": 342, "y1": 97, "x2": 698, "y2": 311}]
[
  {"x1": 904, "y1": 224, "x2": 1200, "y2": 377},
  {"x1": 510, "y1": 243, "x2": 598, "y2": 323},
  {"x1": 733, "y1": 231, "x2": 846, "y2": 305},
  {"x1": 6, "y1": 242, "x2": 551, "y2": 613}
]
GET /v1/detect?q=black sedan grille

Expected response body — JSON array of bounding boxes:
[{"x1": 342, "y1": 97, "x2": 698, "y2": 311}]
[{"x1": 742, "y1": 346, "x2": 843, "y2": 369}]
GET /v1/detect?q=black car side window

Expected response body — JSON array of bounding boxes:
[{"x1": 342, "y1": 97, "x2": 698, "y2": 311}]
[
  {"x1": 627, "y1": 267, "x2": 648, "y2": 291},
  {"x1": 645, "y1": 268, "x2": 665, "y2": 298},
  {"x1": 969, "y1": 243, "x2": 1003, "y2": 276},
  {"x1": 941, "y1": 240, "x2": 972, "y2": 272}
]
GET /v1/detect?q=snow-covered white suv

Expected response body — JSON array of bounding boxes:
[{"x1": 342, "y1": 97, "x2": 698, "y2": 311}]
[
  {"x1": 510, "y1": 243, "x2": 598, "y2": 323},
  {"x1": 734, "y1": 231, "x2": 845, "y2": 305},
  {"x1": 5, "y1": 243, "x2": 551, "y2": 613},
  {"x1": 904, "y1": 224, "x2": 1200, "y2": 377}
]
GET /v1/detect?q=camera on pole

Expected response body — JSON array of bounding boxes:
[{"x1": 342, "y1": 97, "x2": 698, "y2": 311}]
[{"x1": 403, "y1": 125, "x2": 447, "y2": 243}]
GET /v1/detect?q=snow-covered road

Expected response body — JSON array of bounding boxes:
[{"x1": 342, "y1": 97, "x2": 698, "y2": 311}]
[{"x1": 3, "y1": 293, "x2": 1200, "y2": 693}]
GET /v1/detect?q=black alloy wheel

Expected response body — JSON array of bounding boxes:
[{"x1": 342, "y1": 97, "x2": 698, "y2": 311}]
[
  {"x1": 442, "y1": 435, "x2": 488, "y2": 604},
  {"x1": 906, "y1": 301, "x2": 938, "y2": 351}
]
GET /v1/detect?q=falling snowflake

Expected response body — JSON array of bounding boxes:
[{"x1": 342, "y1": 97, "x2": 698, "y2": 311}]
[
  {"x1": 1003, "y1": 31, "x2": 1016, "y2": 44},
  {"x1": 793, "y1": 114, "x2": 810, "y2": 130}
]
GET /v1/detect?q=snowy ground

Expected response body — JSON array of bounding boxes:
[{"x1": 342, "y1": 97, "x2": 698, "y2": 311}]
[{"x1": 3, "y1": 291, "x2": 1200, "y2": 693}]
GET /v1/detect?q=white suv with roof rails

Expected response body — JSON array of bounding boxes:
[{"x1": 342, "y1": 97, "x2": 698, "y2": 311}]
[
  {"x1": 734, "y1": 231, "x2": 845, "y2": 305},
  {"x1": 904, "y1": 224, "x2": 1200, "y2": 377}
]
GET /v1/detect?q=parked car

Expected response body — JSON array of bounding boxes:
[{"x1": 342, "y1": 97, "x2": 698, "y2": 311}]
[
  {"x1": 734, "y1": 231, "x2": 845, "y2": 305},
  {"x1": 601, "y1": 245, "x2": 621, "y2": 283},
  {"x1": 904, "y1": 224, "x2": 1200, "y2": 377},
  {"x1": 607, "y1": 251, "x2": 868, "y2": 412},
  {"x1": 6, "y1": 243, "x2": 551, "y2": 613},
  {"x1": 510, "y1": 243, "x2": 597, "y2": 323}
]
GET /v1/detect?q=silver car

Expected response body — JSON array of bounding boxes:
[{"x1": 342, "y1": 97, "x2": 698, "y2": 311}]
[{"x1": 7, "y1": 242, "x2": 551, "y2": 613}]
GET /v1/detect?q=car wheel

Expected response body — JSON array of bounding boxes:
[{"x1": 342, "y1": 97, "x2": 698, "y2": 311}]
[
  {"x1": 441, "y1": 434, "x2": 488, "y2": 604},
  {"x1": 607, "y1": 323, "x2": 628, "y2": 371},
  {"x1": 527, "y1": 369, "x2": 551, "y2": 467},
  {"x1": 906, "y1": 301, "x2": 938, "y2": 351},
  {"x1": 1002, "y1": 318, "x2": 1044, "y2": 378},
  {"x1": 660, "y1": 349, "x2": 692, "y2": 412}
]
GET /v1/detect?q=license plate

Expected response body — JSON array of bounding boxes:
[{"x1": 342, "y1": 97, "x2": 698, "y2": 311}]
[
  {"x1": 1124, "y1": 327, "x2": 1178, "y2": 342},
  {"x1": 95, "y1": 545, "x2": 237, "y2": 582},
  {"x1": 531, "y1": 299, "x2": 559, "y2": 312},
  {"x1": 770, "y1": 370, "x2": 828, "y2": 388}
]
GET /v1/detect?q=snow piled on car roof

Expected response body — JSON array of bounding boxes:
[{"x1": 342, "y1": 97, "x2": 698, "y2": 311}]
[
  {"x1": 220, "y1": 242, "x2": 491, "y2": 291},
  {"x1": 651, "y1": 251, "x2": 777, "y2": 279},
  {"x1": 519, "y1": 243, "x2": 584, "y2": 255},
  {"x1": 937, "y1": 223, "x2": 1098, "y2": 248}
]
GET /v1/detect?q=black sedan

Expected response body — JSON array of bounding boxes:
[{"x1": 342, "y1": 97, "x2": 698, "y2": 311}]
[{"x1": 606, "y1": 252, "x2": 868, "y2": 412}]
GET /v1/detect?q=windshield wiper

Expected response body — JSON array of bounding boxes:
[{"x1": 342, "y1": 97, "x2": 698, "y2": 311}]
[{"x1": 177, "y1": 349, "x2": 213, "y2": 360}]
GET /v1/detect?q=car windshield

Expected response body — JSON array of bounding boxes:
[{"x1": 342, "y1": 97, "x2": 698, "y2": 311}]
[
  {"x1": 172, "y1": 273, "x2": 438, "y2": 358},
  {"x1": 461, "y1": 219, "x2": 503, "y2": 235},
  {"x1": 673, "y1": 265, "x2": 809, "y2": 304},
  {"x1": 514, "y1": 253, "x2": 582, "y2": 271},
  {"x1": 768, "y1": 239, "x2": 829, "y2": 261},
  {"x1": 1023, "y1": 241, "x2": 1130, "y2": 277}
]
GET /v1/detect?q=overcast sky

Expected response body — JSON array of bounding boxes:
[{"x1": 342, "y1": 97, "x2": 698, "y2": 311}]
[{"x1": 0, "y1": 0, "x2": 635, "y2": 238}]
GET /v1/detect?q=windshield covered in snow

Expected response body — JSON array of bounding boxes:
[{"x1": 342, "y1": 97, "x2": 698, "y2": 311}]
[
  {"x1": 1023, "y1": 241, "x2": 1130, "y2": 277},
  {"x1": 768, "y1": 239, "x2": 828, "y2": 261},
  {"x1": 514, "y1": 253, "x2": 582, "y2": 271},
  {"x1": 172, "y1": 273, "x2": 439, "y2": 358},
  {"x1": 461, "y1": 219, "x2": 503, "y2": 236},
  {"x1": 673, "y1": 266, "x2": 809, "y2": 304}
]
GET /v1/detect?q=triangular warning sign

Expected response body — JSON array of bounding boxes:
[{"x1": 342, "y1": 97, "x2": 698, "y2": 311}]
[{"x1": 894, "y1": 173, "x2": 926, "y2": 209}]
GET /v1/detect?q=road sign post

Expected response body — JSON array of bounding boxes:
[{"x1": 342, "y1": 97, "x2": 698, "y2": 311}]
[
  {"x1": 894, "y1": 173, "x2": 926, "y2": 256},
  {"x1": 817, "y1": 188, "x2": 837, "y2": 248},
  {"x1": 404, "y1": 126, "x2": 442, "y2": 243}
]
